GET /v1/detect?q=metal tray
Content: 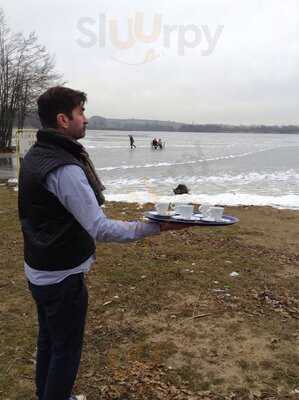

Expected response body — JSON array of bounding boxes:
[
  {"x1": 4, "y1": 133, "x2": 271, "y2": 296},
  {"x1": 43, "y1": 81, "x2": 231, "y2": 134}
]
[{"x1": 144, "y1": 211, "x2": 239, "y2": 226}]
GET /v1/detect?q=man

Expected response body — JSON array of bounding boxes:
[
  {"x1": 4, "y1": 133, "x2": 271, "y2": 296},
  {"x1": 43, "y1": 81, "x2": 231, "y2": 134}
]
[
  {"x1": 18, "y1": 86, "x2": 188, "y2": 400},
  {"x1": 129, "y1": 134, "x2": 136, "y2": 149}
]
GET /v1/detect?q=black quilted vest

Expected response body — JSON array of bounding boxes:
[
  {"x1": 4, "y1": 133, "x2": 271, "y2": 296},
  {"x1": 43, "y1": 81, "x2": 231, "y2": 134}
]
[{"x1": 18, "y1": 129, "x2": 99, "y2": 271}]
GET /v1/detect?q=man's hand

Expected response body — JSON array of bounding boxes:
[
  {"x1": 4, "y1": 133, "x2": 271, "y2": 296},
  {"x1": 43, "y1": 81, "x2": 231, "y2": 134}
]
[{"x1": 159, "y1": 222, "x2": 194, "y2": 231}]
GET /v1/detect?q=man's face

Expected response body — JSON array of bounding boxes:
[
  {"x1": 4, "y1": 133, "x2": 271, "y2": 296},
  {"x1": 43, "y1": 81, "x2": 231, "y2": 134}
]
[{"x1": 59, "y1": 103, "x2": 88, "y2": 140}]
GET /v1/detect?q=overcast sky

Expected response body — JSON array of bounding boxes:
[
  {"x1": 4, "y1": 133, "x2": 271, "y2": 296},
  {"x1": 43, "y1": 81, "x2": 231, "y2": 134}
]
[{"x1": 3, "y1": 0, "x2": 299, "y2": 124}]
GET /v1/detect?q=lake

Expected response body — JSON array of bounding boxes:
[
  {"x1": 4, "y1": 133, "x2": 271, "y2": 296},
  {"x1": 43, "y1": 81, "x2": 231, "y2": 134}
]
[{"x1": 2, "y1": 130, "x2": 299, "y2": 209}]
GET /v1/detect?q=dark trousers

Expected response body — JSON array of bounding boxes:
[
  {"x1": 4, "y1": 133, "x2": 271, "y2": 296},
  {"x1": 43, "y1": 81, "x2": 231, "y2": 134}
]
[{"x1": 28, "y1": 273, "x2": 88, "y2": 400}]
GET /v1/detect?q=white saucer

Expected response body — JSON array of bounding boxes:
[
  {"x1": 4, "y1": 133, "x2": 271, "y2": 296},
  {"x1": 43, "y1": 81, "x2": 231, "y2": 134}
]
[
  {"x1": 172, "y1": 214, "x2": 202, "y2": 221},
  {"x1": 193, "y1": 213, "x2": 203, "y2": 218},
  {"x1": 201, "y1": 216, "x2": 227, "y2": 222},
  {"x1": 149, "y1": 210, "x2": 176, "y2": 217}
]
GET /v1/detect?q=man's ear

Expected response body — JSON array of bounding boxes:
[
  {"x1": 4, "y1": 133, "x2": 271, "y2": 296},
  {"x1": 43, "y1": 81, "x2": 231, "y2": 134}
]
[{"x1": 56, "y1": 113, "x2": 69, "y2": 129}]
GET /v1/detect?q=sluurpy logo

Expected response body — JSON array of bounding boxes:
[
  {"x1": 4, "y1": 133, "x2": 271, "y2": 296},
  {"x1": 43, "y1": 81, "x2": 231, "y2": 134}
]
[{"x1": 76, "y1": 13, "x2": 224, "y2": 65}]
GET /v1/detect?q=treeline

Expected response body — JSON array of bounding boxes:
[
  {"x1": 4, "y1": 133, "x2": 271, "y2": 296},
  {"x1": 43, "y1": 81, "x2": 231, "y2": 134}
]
[
  {"x1": 178, "y1": 124, "x2": 299, "y2": 134},
  {"x1": 24, "y1": 112, "x2": 299, "y2": 134},
  {"x1": 86, "y1": 116, "x2": 299, "y2": 134}
]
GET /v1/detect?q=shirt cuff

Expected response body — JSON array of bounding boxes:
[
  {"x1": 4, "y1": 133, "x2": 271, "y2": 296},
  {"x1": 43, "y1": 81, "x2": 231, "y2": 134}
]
[{"x1": 145, "y1": 221, "x2": 161, "y2": 236}]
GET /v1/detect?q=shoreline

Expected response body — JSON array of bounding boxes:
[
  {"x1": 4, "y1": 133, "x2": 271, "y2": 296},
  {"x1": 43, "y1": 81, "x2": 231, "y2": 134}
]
[{"x1": 1, "y1": 180, "x2": 299, "y2": 211}]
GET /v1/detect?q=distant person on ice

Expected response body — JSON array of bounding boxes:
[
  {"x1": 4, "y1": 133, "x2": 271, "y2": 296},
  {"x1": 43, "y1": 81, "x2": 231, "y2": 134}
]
[
  {"x1": 129, "y1": 134, "x2": 136, "y2": 149},
  {"x1": 152, "y1": 138, "x2": 158, "y2": 149}
]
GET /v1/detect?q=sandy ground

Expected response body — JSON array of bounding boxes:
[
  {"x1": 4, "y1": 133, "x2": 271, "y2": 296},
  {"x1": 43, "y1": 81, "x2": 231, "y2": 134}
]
[{"x1": 0, "y1": 185, "x2": 299, "y2": 400}]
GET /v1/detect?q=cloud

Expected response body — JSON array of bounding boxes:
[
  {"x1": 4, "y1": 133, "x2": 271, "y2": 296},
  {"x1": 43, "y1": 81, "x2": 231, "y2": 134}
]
[{"x1": 3, "y1": 0, "x2": 299, "y2": 124}]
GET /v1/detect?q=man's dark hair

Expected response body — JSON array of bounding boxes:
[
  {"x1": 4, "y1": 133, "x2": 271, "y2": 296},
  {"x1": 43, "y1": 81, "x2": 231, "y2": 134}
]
[{"x1": 37, "y1": 86, "x2": 87, "y2": 128}]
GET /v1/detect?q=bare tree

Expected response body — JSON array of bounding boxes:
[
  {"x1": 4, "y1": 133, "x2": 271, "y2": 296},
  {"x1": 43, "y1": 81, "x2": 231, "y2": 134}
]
[{"x1": 0, "y1": 9, "x2": 62, "y2": 150}]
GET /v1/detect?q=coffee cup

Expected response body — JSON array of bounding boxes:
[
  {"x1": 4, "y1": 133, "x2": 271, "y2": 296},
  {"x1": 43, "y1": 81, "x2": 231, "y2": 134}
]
[
  {"x1": 176, "y1": 204, "x2": 194, "y2": 219},
  {"x1": 206, "y1": 206, "x2": 224, "y2": 221},
  {"x1": 155, "y1": 202, "x2": 170, "y2": 215},
  {"x1": 198, "y1": 203, "x2": 211, "y2": 216},
  {"x1": 171, "y1": 203, "x2": 185, "y2": 214}
]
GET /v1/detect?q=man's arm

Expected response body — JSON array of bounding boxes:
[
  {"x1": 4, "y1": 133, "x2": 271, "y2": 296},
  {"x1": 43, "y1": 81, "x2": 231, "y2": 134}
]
[{"x1": 45, "y1": 165, "x2": 161, "y2": 242}]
